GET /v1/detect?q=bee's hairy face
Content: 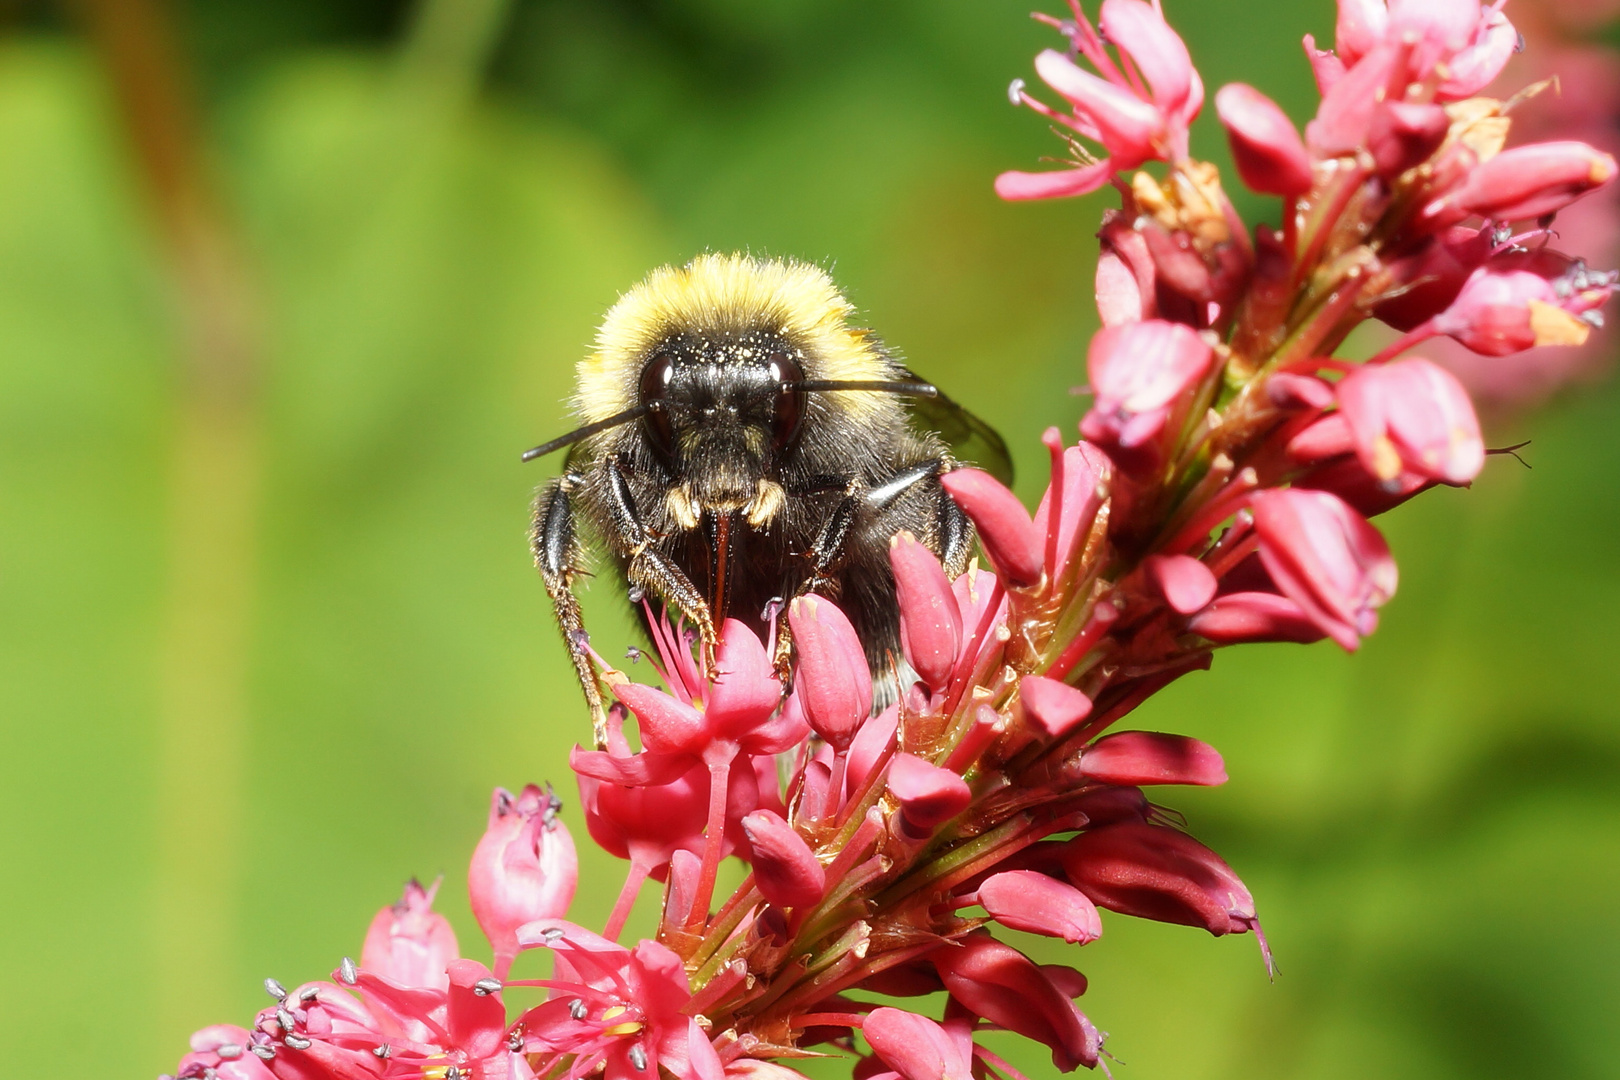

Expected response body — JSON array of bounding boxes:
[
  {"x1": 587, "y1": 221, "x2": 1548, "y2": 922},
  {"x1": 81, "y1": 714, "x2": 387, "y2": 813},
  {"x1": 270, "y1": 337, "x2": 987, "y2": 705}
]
[{"x1": 636, "y1": 327, "x2": 806, "y2": 503}]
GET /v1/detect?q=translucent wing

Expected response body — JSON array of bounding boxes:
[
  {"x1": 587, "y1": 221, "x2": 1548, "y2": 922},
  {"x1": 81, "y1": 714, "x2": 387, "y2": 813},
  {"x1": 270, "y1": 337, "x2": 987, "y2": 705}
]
[{"x1": 899, "y1": 367, "x2": 1015, "y2": 486}]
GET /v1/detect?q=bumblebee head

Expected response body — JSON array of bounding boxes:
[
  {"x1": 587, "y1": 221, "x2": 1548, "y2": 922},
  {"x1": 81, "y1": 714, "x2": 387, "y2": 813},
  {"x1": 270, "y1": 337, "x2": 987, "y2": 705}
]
[
  {"x1": 631, "y1": 326, "x2": 807, "y2": 504},
  {"x1": 563, "y1": 253, "x2": 908, "y2": 507}
]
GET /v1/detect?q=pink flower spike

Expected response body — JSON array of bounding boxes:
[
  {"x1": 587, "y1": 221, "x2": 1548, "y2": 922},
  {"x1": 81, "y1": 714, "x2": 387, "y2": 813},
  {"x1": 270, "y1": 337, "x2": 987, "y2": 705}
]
[
  {"x1": 788, "y1": 595, "x2": 871, "y2": 750},
  {"x1": 864, "y1": 1008, "x2": 974, "y2": 1080},
  {"x1": 1060, "y1": 821, "x2": 1258, "y2": 937},
  {"x1": 469, "y1": 784, "x2": 578, "y2": 978},
  {"x1": 940, "y1": 470, "x2": 1043, "y2": 589},
  {"x1": 361, "y1": 877, "x2": 460, "y2": 991},
  {"x1": 1336, "y1": 358, "x2": 1484, "y2": 484},
  {"x1": 1020, "y1": 675, "x2": 1094, "y2": 739},
  {"x1": 932, "y1": 932, "x2": 1101, "y2": 1071},
  {"x1": 1442, "y1": 141, "x2": 1619, "y2": 224},
  {"x1": 741, "y1": 810, "x2": 826, "y2": 909},
  {"x1": 978, "y1": 870, "x2": 1103, "y2": 944},
  {"x1": 1188, "y1": 591, "x2": 1329, "y2": 644},
  {"x1": 1215, "y1": 83, "x2": 1312, "y2": 196},
  {"x1": 889, "y1": 531, "x2": 964, "y2": 692},
  {"x1": 1251, "y1": 488, "x2": 1397, "y2": 651},
  {"x1": 1080, "y1": 731, "x2": 1228, "y2": 786},
  {"x1": 887, "y1": 753, "x2": 972, "y2": 835},
  {"x1": 1143, "y1": 553, "x2": 1218, "y2": 614}
]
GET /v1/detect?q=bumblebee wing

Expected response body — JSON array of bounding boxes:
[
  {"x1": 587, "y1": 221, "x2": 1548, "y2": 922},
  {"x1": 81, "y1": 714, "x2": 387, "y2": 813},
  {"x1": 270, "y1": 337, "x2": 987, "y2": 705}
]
[{"x1": 899, "y1": 367, "x2": 1015, "y2": 486}]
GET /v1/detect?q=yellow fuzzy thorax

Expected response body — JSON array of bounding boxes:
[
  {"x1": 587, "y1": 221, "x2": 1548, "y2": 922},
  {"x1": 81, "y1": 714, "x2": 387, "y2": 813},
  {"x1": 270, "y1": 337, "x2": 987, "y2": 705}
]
[{"x1": 573, "y1": 253, "x2": 895, "y2": 425}]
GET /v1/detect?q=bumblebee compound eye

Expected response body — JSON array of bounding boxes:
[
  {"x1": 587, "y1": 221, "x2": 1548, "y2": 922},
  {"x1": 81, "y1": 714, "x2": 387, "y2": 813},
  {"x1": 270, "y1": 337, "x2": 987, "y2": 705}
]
[
  {"x1": 639, "y1": 352, "x2": 676, "y2": 455},
  {"x1": 768, "y1": 351, "x2": 805, "y2": 450}
]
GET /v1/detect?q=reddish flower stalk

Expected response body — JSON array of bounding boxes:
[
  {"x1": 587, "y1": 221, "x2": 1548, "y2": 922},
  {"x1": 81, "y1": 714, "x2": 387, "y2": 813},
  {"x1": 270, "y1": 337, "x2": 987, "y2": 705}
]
[{"x1": 165, "y1": 2, "x2": 1615, "y2": 1078}]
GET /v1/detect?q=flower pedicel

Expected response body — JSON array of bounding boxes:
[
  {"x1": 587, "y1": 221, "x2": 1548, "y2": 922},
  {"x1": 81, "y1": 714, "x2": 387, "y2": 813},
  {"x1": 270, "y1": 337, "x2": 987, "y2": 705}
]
[{"x1": 165, "y1": 1, "x2": 1615, "y2": 1077}]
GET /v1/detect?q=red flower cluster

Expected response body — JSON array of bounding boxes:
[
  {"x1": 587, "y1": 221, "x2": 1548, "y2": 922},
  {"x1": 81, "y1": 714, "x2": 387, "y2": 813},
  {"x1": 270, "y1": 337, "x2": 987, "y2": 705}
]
[{"x1": 166, "y1": 1, "x2": 1615, "y2": 1078}]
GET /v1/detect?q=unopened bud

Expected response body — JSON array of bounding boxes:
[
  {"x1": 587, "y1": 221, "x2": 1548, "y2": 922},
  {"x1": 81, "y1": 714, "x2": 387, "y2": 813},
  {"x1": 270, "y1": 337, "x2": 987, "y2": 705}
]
[
  {"x1": 889, "y1": 532, "x2": 964, "y2": 691},
  {"x1": 788, "y1": 595, "x2": 871, "y2": 750},
  {"x1": 1080, "y1": 730, "x2": 1227, "y2": 786},
  {"x1": 978, "y1": 870, "x2": 1103, "y2": 943},
  {"x1": 1215, "y1": 82, "x2": 1313, "y2": 196},
  {"x1": 741, "y1": 810, "x2": 826, "y2": 909}
]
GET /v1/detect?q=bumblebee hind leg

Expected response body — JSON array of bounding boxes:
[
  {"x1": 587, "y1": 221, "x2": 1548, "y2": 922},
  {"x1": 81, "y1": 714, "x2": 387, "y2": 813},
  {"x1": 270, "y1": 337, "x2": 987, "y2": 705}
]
[{"x1": 533, "y1": 473, "x2": 610, "y2": 749}]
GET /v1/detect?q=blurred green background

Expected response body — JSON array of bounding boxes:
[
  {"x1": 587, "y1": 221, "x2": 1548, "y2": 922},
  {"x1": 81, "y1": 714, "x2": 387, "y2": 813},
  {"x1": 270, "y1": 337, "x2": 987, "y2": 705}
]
[{"x1": 1, "y1": 0, "x2": 1617, "y2": 1076}]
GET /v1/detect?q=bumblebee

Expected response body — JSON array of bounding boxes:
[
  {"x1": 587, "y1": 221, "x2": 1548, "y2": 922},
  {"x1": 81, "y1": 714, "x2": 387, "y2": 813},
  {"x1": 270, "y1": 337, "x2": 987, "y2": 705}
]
[{"x1": 525, "y1": 254, "x2": 1011, "y2": 745}]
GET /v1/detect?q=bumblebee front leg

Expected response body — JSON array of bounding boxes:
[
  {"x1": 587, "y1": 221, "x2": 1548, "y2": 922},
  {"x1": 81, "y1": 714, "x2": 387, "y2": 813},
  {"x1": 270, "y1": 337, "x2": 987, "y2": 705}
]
[
  {"x1": 532, "y1": 472, "x2": 610, "y2": 748},
  {"x1": 604, "y1": 456, "x2": 717, "y2": 647}
]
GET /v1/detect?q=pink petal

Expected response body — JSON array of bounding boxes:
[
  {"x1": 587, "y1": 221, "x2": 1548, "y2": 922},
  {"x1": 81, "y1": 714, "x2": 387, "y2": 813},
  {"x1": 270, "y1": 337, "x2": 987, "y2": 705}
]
[
  {"x1": 1020, "y1": 675, "x2": 1094, "y2": 739},
  {"x1": 1080, "y1": 731, "x2": 1228, "y2": 786},
  {"x1": 978, "y1": 870, "x2": 1103, "y2": 943}
]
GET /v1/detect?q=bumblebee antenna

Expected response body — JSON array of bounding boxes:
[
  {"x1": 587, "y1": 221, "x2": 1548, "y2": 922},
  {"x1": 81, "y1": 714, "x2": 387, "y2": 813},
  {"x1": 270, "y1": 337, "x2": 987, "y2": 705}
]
[
  {"x1": 521, "y1": 402, "x2": 656, "y2": 462},
  {"x1": 794, "y1": 379, "x2": 940, "y2": 397}
]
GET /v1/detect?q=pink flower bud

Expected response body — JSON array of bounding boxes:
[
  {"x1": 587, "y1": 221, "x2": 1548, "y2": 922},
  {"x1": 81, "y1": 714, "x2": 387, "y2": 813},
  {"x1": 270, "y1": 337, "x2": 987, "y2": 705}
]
[
  {"x1": 940, "y1": 470, "x2": 1043, "y2": 588},
  {"x1": 1336, "y1": 358, "x2": 1483, "y2": 484},
  {"x1": 1033, "y1": 435, "x2": 1111, "y2": 590},
  {"x1": 1286, "y1": 412, "x2": 1355, "y2": 465},
  {"x1": 1296, "y1": 456, "x2": 1433, "y2": 518},
  {"x1": 888, "y1": 532, "x2": 963, "y2": 691},
  {"x1": 1019, "y1": 675, "x2": 1094, "y2": 740},
  {"x1": 1080, "y1": 731, "x2": 1228, "y2": 786},
  {"x1": 1372, "y1": 225, "x2": 1493, "y2": 331},
  {"x1": 1215, "y1": 83, "x2": 1312, "y2": 196},
  {"x1": 1267, "y1": 371, "x2": 1336, "y2": 410},
  {"x1": 846, "y1": 704, "x2": 899, "y2": 797},
  {"x1": 741, "y1": 810, "x2": 826, "y2": 909},
  {"x1": 978, "y1": 870, "x2": 1103, "y2": 943},
  {"x1": 1435, "y1": 5, "x2": 1517, "y2": 100},
  {"x1": 1188, "y1": 591, "x2": 1328, "y2": 644},
  {"x1": 468, "y1": 784, "x2": 578, "y2": 977},
  {"x1": 1430, "y1": 259, "x2": 1612, "y2": 356},
  {"x1": 1143, "y1": 553, "x2": 1218, "y2": 614},
  {"x1": 933, "y1": 932, "x2": 1100, "y2": 1071},
  {"x1": 887, "y1": 753, "x2": 972, "y2": 834},
  {"x1": 1060, "y1": 821, "x2": 1258, "y2": 937},
  {"x1": 1443, "y1": 141, "x2": 1618, "y2": 223},
  {"x1": 1367, "y1": 101, "x2": 1449, "y2": 177},
  {"x1": 1096, "y1": 211, "x2": 1158, "y2": 325},
  {"x1": 788, "y1": 595, "x2": 871, "y2": 750},
  {"x1": 1306, "y1": 40, "x2": 1400, "y2": 156},
  {"x1": 361, "y1": 878, "x2": 460, "y2": 990},
  {"x1": 863, "y1": 1008, "x2": 974, "y2": 1080},
  {"x1": 1251, "y1": 488, "x2": 1397, "y2": 651},
  {"x1": 1332, "y1": 0, "x2": 1387, "y2": 67},
  {"x1": 1081, "y1": 320, "x2": 1215, "y2": 460}
]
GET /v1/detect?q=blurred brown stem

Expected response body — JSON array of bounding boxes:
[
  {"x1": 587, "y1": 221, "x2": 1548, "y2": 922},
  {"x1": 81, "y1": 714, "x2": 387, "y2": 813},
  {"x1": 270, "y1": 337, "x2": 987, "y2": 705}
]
[{"x1": 72, "y1": 0, "x2": 263, "y2": 1044}]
